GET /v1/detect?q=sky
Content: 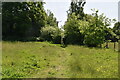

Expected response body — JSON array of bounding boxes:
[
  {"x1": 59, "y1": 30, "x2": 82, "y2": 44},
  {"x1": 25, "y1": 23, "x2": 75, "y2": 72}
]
[{"x1": 44, "y1": 0, "x2": 119, "y2": 27}]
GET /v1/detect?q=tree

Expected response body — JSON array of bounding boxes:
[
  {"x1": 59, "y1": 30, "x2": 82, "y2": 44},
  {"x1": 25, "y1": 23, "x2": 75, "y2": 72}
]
[
  {"x1": 2, "y1": 2, "x2": 46, "y2": 41},
  {"x1": 64, "y1": 0, "x2": 86, "y2": 45},
  {"x1": 80, "y1": 10, "x2": 107, "y2": 47},
  {"x1": 113, "y1": 22, "x2": 120, "y2": 36},
  {"x1": 64, "y1": 13, "x2": 84, "y2": 45},
  {"x1": 46, "y1": 10, "x2": 58, "y2": 27},
  {"x1": 112, "y1": 22, "x2": 120, "y2": 41},
  {"x1": 68, "y1": 0, "x2": 86, "y2": 20}
]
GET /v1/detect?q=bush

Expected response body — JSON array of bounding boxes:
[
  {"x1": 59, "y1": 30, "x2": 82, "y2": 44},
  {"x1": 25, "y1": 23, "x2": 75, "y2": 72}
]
[
  {"x1": 83, "y1": 30, "x2": 105, "y2": 47},
  {"x1": 40, "y1": 26, "x2": 61, "y2": 44}
]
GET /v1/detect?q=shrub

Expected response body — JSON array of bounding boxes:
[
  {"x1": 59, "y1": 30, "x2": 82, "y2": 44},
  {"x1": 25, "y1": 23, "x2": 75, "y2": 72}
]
[{"x1": 40, "y1": 26, "x2": 61, "y2": 44}]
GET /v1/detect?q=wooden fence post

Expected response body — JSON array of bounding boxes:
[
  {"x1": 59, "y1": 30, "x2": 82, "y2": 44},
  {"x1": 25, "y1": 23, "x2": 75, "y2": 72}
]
[
  {"x1": 61, "y1": 36, "x2": 64, "y2": 45},
  {"x1": 106, "y1": 40, "x2": 109, "y2": 48},
  {"x1": 118, "y1": 40, "x2": 120, "y2": 52},
  {"x1": 114, "y1": 42, "x2": 116, "y2": 51}
]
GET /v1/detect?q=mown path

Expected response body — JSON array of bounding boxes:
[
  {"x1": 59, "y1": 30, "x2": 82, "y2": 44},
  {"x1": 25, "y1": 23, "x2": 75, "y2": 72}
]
[{"x1": 32, "y1": 47, "x2": 70, "y2": 78}]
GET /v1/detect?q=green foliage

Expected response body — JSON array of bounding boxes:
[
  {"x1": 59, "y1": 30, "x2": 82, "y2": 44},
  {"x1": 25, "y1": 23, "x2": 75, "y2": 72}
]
[
  {"x1": 83, "y1": 31, "x2": 105, "y2": 47},
  {"x1": 113, "y1": 22, "x2": 120, "y2": 36},
  {"x1": 65, "y1": 1, "x2": 110, "y2": 46},
  {"x1": 104, "y1": 28, "x2": 118, "y2": 42},
  {"x1": 68, "y1": 0, "x2": 86, "y2": 20},
  {"x1": 41, "y1": 26, "x2": 61, "y2": 44},
  {"x1": 80, "y1": 17, "x2": 105, "y2": 46},
  {"x1": 2, "y1": 1, "x2": 117, "y2": 48},
  {"x1": 2, "y1": 2, "x2": 46, "y2": 40},
  {"x1": 64, "y1": 13, "x2": 84, "y2": 44},
  {"x1": 92, "y1": 10, "x2": 117, "y2": 42},
  {"x1": 46, "y1": 10, "x2": 58, "y2": 27},
  {"x1": 2, "y1": 2, "x2": 59, "y2": 42},
  {"x1": 80, "y1": 10, "x2": 107, "y2": 47},
  {"x1": 65, "y1": 8, "x2": 114, "y2": 47},
  {"x1": 64, "y1": 10, "x2": 109, "y2": 46}
]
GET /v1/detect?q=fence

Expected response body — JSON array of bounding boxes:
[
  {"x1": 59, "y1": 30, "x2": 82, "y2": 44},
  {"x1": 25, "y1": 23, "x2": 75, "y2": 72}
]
[{"x1": 102, "y1": 40, "x2": 120, "y2": 52}]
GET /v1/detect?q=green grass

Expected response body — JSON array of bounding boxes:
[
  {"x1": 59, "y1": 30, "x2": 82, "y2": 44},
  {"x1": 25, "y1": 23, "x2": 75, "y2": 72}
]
[{"x1": 2, "y1": 41, "x2": 118, "y2": 78}]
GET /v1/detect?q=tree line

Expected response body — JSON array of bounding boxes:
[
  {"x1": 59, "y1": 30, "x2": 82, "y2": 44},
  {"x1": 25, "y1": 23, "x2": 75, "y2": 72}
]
[
  {"x1": 2, "y1": 1, "x2": 120, "y2": 47},
  {"x1": 2, "y1": 2, "x2": 59, "y2": 43}
]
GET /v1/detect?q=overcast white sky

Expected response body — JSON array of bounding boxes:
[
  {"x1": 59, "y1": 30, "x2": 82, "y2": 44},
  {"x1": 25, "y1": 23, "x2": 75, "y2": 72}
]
[{"x1": 44, "y1": 0, "x2": 119, "y2": 27}]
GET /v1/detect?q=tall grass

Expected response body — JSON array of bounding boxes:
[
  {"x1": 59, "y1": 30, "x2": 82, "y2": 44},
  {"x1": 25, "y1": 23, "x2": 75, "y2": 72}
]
[
  {"x1": 2, "y1": 41, "x2": 118, "y2": 78},
  {"x1": 65, "y1": 45, "x2": 118, "y2": 78}
]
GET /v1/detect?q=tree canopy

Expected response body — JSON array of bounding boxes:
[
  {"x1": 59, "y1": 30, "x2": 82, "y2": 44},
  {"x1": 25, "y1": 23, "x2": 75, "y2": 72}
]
[
  {"x1": 2, "y1": 2, "x2": 58, "y2": 41},
  {"x1": 64, "y1": 1, "x2": 117, "y2": 47},
  {"x1": 2, "y1": 1, "x2": 118, "y2": 47}
]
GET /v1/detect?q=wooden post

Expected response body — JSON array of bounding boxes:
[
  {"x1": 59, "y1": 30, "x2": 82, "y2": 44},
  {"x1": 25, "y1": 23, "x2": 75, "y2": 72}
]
[
  {"x1": 100, "y1": 44, "x2": 102, "y2": 48},
  {"x1": 106, "y1": 40, "x2": 108, "y2": 48},
  {"x1": 118, "y1": 40, "x2": 120, "y2": 52},
  {"x1": 114, "y1": 42, "x2": 116, "y2": 51},
  {"x1": 61, "y1": 36, "x2": 64, "y2": 45}
]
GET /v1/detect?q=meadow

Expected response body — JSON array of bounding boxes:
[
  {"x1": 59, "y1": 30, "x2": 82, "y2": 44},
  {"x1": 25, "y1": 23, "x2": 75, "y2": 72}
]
[{"x1": 2, "y1": 41, "x2": 118, "y2": 78}]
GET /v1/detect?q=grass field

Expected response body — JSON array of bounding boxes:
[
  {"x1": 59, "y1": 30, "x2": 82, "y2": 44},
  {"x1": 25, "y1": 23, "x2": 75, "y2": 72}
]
[{"x1": 2, "y1": 41, "x2": 118, "y2": 78}]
